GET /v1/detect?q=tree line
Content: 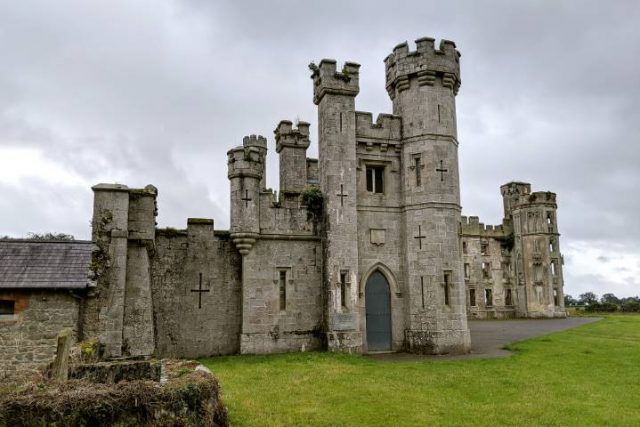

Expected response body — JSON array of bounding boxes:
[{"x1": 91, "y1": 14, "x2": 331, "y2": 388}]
[{"x1": 564, "y1": 292, "x2": 640, "y2": 313}]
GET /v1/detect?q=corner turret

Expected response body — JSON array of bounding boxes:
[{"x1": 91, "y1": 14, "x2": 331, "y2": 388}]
[{"x1": 228, "y1": 135, "x2": 266, "y2": 255}]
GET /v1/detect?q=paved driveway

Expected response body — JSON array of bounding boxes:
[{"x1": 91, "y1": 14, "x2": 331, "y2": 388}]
[{"x1": 367, "y1": 317, "x2": 600, "y2": 361}]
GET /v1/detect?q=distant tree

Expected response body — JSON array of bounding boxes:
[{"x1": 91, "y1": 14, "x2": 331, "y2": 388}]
[
  {"x1": 601, "y1": 293, "x2": 621, "y2": 305},
  {"x1": 621, "y1": 297, "x2": 640, "y2": 313},
  {"x1": 564, "y1": 294, "x2": 578, "y2": 306},
  {"x1": 579, "y1": 292, "x2": 598, "y2": 306},
  {"x1": 26, "y1": 232, "x2": 75, "y2": 241}
]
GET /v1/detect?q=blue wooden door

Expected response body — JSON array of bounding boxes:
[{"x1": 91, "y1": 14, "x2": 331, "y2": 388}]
[{"x1": 365, "y1": 271, "x2": 391, "y2": 351}]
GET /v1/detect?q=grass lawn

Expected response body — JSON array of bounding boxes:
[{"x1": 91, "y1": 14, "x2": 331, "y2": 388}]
[{"x1": 201, "y1": 315, "x2": 640, "y2": 427}]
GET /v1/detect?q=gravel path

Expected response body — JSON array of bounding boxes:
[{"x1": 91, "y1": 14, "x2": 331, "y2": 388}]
[{"x1": 367, "y1": 317, "x2": 601, "y2": 361}]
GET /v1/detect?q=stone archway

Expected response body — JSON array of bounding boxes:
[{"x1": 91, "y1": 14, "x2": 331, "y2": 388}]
[{"x1": 365, "y1": 271, "x2": 392, "y2": 352}]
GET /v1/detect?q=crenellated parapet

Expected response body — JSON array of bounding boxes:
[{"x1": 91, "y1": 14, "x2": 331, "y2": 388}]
[
  {"x1": 501, "y1": 182, "x2": 557, "y2": 215},
  {"x1": 460, "y1": 216, "x2": 512, "y2": 238},
  {"x1": 355, "y1": 112, "x2": 402, "y2": 142},
  {"x1": 384, "y1": 37, "x2": 461, "y2": 99},
  {"x1": 275, "y1": 120, "x2": 310, "y2": 152},
  {"x1": 309, "y1": 59, "x2": 360, "y2": 105},
  {"x1": 227, "y1": 135, "x2": 266, "y2": 181}
]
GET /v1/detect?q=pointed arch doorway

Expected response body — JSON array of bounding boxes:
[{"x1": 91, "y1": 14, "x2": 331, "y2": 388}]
[{"x1": 365, "y1": 271, "x2": 392, "y2": 351}]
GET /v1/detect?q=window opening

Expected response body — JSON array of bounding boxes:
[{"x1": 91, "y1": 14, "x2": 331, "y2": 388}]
[
  {"x1": 505, "y1": 288, "x2": 513, "y2": 306},
  {"x1": 485, "y1": 288, "x2": 493, "y2": 306},
  {"x1": 279, "y1": 270, "x2": 287, "y2": 310},
  {"x1": 443, "y1": 272, "x2": 451, "y2": 306},
  {"x1": 340, "y1": 271, "x2": 348, "y2": 308},
  {"x1": 366, "y1": 166, "x2": 384, "y2": 193},
  {"x1": 0, "y1": 300, "x2": 15, "y2": 315}
]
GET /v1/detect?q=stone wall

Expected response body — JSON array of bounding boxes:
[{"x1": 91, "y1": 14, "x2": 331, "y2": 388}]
[
  {"x1": 462, "y1": 234, "x2": 515, "y2": 320},
  {"x1": 151, "y1": 225, "x2": 242, "y2": 358},
  {"x1": 240, "y1": 238, "x2": 323, "y2": 354},
  {"x1": 0, "y1": 290, "x2": 79, "y2": 383}
]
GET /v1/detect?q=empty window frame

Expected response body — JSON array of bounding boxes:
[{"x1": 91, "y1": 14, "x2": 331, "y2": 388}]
[
  {"x1": 480, "y1": 242, "x2": 489, "y2": 256},
  {"x1": 279, "y1": 270, "x2": 287, "y2": 310},
  {"x1": 502, "y1": 262, "x2": 510, "y2": 279},
  {"x1": 340, "y1": 270, "x2": 349, "y2": 308},
  {"x1": 549, "y1": 239, "x2": 555, "y2": 253},
  {"x1": 485, "y1": 288, "x2": 493, "y2": 306},
  {"x1": 414, "y1": 156, "x2": 422, "y2": 186},
  {"x1": 505, "y1": 288, "x2": 513, "y2": 306},
  {"x1": 553, "y1": 288, "x2": 559, "y2": 306},
  {"x1": 462, "y1": 241, "x2": 468, "y2": 254},
  {"x1": 0, "y1": 300, "x2": 15, "y2": 315},
  {"x1": 482, "y1": 262, "x2": 491, "y2": 279},
  {"x1": 469, "y1": 289, "x2": 477, "y2": 307},
  {"x1": 443, "y1": 271, "x2": 451, "y2": 306},
  {"x1": 366, "y1": 166, "x2": 385, "y2": 194},
  {"x1": 551, "y1": 260, "x2": 557, "y2": 276},
  {"x1": 464, "y1": 263, "x2": 470, "y2": 280}
]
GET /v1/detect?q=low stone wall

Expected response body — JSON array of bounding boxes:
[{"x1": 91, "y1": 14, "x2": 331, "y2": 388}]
[
  {"x1": 0, "y1": 290, "x2": 79, "y2": 383},
  {"x1": 70, "y1": 360, "x2": 161, "y2": 383},
  {"x1": 0, "y1": 362, "x2": 228, "y2": 427}
]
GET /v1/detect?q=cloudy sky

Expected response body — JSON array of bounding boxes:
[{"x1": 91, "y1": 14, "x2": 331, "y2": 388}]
[{"x1": 1, "y1": 0, "x2": 638, "y2": 298}]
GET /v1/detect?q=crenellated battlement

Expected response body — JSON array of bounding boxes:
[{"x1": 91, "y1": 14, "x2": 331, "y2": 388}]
[
  {"x1": 384, "y1": 37, "x2": 461, "y2": 99},
  {"x1": 501, "y1": 181, "x2": 557, "y2": 214},
  {"x1": 243, "y1": 134, "x2": 267, "y2": 150},
  {"x1": 227, "y1": 135, "x2": 266, "y2": 180},
  {"x1": 309, "y1": 59, "x2": 360, "y2": 105},
  {"x1": 355, "y1": 112, "x2": 402, "y2": 142},
  {"x1": 275, "y1": 120, "x2": 311, "y2": 152},
  {"x1": 460, "y1": 216, "x2": 510, "y2": 237}
]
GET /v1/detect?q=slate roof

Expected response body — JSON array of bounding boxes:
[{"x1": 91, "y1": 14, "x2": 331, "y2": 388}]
[{"x1": 0, "y1": 240, "x2": 94, "y2": 289}]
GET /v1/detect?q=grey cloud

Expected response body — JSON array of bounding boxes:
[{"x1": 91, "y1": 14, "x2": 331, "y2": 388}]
[{"x1": 1, "y1": 0, "x2": 639, "y2": 297}]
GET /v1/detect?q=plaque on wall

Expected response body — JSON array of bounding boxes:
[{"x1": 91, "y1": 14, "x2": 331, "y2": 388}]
[
  {"x1": 331, "y1": 312, "x2": 357, "y2": 331},
  {"x1": 370, "y1": 229, "x2": 386, "y2": 246}
]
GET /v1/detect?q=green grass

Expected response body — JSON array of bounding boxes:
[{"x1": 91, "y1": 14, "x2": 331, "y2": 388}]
[{"x1": 202, "y1": 315, "x2": 640, "y2": 427}]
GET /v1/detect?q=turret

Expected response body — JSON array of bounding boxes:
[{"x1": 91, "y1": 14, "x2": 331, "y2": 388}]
[
  {"x1": 500, "y1": 181, "x2": 532, "y2": 218},
  {"x1": 228, "y1": 135, "x2": 266, "y2": 255},
  {"x1": 503, "y1": 181, "x2": 565, "y2": 318},
  {"x1": 385, "y1": 38, "x2": 461, "y2": 139},
  {"x1": 391, "y1": 37, "x2": 470, "y2": 354},
  {"x1": 275, "y1": 120, "x2": 311, "y2": 194},
  {"x1": 310, "y1": 59, "x2": 362, "y2": 353}
]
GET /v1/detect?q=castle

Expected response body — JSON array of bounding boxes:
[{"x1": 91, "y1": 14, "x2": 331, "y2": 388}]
[{"x1": 0, "y1": 37, "x2": 566, "y2": 379}]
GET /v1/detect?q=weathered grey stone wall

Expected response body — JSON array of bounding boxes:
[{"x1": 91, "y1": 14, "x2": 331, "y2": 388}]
[
  {"x1": 507, "y1": 187, "x2": 566, "y2": 318},
  {"x1": 311, "y1": 60, "x2": 363, "y2": 352},
  {"x1": 385, "y1": 38, "x2": 469, "y2": 354},
  {"x1": 151, "y1": 223, "x2": 242, "y2": 358},
  {"x1": 462, "y1": 217, "x2": 515, "y2": 319},
  {"x1": 0, "y1": 290, "x2": 79, "y2": 383},
  {"x1": 354, "y1": 130, "x2": 405, "y2": 352},
  {"x1": 240, "y1": 239, "x2": 323, "y2": 354},
  {"x1": 461, "y1": 183, "x2": 566, "y2": 320},
  {"x1": 88, "y1": 184, "x2": 157, "y2": 358}
]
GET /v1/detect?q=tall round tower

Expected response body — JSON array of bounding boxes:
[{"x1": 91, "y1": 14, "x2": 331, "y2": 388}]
[{"x1": 386, "y1": 38, "x2": 469, "y2": 354}]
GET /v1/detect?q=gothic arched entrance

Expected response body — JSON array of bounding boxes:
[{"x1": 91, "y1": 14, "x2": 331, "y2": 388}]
[{"x1": 365, "y1": 271, "x2": 392, "y2": 351}]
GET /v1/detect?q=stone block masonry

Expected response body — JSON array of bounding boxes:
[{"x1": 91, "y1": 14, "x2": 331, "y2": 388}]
[
  {"x1": 76, "y1": 36, "x2": 564, "y2": 361},
  {"x1": 0, "y1": 291, "x2": 79, "y2": 383}
]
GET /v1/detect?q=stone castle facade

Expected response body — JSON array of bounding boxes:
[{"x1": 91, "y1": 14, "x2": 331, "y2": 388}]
[
  {"x1": 0, "y1": 37, "x2": 566, "y2": 379},
  {"x1": 84, "y1": 37, "x2": 565, "y2": 360}
]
